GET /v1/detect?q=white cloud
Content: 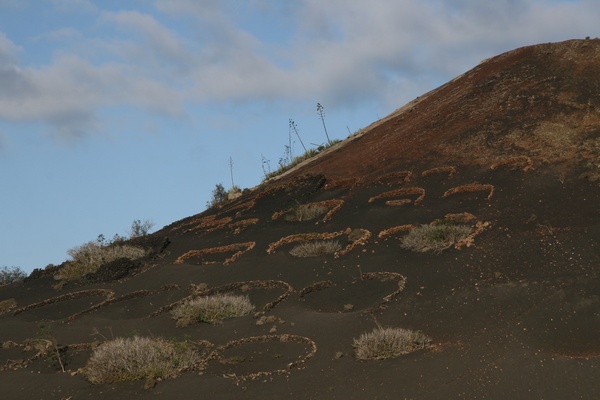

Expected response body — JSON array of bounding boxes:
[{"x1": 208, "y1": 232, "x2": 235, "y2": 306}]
[{"x1": 0, "y1": 0, "x2": 598, "y2": 139}]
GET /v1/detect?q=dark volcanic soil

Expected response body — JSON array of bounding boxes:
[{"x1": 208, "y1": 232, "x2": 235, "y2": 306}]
[{"x1": 1, "y1": 39, "x2": 599, "y2": 399}]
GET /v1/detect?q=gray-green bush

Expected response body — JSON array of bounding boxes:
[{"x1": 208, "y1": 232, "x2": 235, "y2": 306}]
[
  {"x1": 284, "y1": 203, "x2": 329, "y2": 222},
  {"x1": 171, "y1": 293, "x2": 255, "y2": 327},
  {"x1": 289, "y1": 240, "x2": 342, "y2": 257},
  {"x1": 82, "y1": 336, "x2": 204, "y2": 384},
  {"x1": 353, "y1": 327, "x2": 431, "y2": 360},
  {"x1": 56, "y1": 241, "x2": 147, "y2": 281},
  {"x1": 400, "y1": 223, "x2": 472, "y2": 253}
]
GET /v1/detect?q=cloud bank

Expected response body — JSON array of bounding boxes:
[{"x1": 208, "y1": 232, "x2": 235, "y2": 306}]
[{"x1": 0, "y1": 0, "x2": 597, "y2": 139}]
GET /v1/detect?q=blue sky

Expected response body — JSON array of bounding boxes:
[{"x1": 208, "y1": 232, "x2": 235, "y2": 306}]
[{"x1": 1, "y1": 0, "x2": 598, "y2": 273}]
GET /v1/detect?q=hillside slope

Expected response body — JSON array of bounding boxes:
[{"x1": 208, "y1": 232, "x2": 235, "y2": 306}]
[{"x1": 1, "y1": 39, "x2": 599, "y2": 399}]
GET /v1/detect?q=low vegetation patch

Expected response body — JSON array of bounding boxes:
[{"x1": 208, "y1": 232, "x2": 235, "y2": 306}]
[
  {"x1": 56, "y1": 241, "x2": 147, "y2": 281},
  {"x1": 0, "y1": 298, "x2": 17, "y2": 315},
  {"x1": 171, "y1": 294, "x2": 255, "y2": 327},
  {"x1": 0, "y1": 266, "x2": 26, "y2": 286},
  {"x1": 289, "y1": 240, "x2": 342, "y2": 257},
  {"x1": 264, "y1": 139, "x2": 341, "y2": 181},
  {"x1": 284, "y1": 203, "x2": 329, "y2": 222},
  {"x1": 400, "y1": 222, "x2": 472, "y2": 253},
  {"x1": 353, "y1": 327, "x2": 431, "y2": 360},
  {"x1": 82, "y1": 336, "x2": 205, "y2": 384}
]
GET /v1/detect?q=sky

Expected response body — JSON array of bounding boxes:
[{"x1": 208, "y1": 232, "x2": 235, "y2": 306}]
[{"x1": 1, "y1": 0, "x2": 598, "y2": 273}]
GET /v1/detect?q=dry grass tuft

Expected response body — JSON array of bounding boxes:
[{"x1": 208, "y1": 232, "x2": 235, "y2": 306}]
[
  {"x1": 82, "y1": 336, "x2": 207, "y2": 384},
  {"x1": 171, "y1": 294, "x2": 255, "y2": 326},
  {"x1": 353, "y1": 327, "x2": 431, "y2": 360},
  {"x1": 56, "y1": 242, "x2": 147, "y2": 281},
  {"x1": 0, "y1": 298, "x2": 17, "y2": 315},
  {"x1": 400, "y1": 222, "x2": 472, "y2": 253},
  {"x1": 283, "y1": 203, "x2": 329, "y2": 221},
  {"x1": 289, "y1": 240, "x2": 342, "y2": 258}
]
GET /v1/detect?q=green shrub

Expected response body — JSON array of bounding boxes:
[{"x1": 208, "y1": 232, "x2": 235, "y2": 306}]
[
  {"x1": 289, "y1": 240, "x2": 341, "y2": 257},
  {"x1": 353, "y1": 327, "x2": 431, "y2": 360},
  {"x1": 0, "y1": 266, "x2": 26, "y2": 285},
  {"x1": 82, "y1": 336, "x2": 204, "y2": 384},
  {"x1": 284, "y1": 203, "x2": 328, "y2": 222},
  {"x1": 206, "y1": 183, "x2": 228, "y2": 208},
  {"x1": 400, "y1": 223, "x2": 472, "y2": 253},
  {"x1": 56, "y1": 241, "x2": 147, "y2": 281},
  {"x1": 171, "y1": 294, "x2": 255, "y2": 327}
]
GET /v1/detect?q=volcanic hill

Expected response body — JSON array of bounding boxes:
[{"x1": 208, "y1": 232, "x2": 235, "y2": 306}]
[{"x1": 1, "y1": 39, "x2": 599, "y2": 399}]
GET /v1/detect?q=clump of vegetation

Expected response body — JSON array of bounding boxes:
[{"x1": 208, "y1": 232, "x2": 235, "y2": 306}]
[
  {"x1": 263, "y1": 139, "x2": 341, "y2": 181},
  {"x1": 0, "y1": 298, "x2": 17, "y2": 314},
  {"x1": 206, "y1": 183, "x2": 241, "y2": 209},
  {"x1": 353, "y1": 327, "x2": 432, "y2": 360},
  {"x1": 82, "y1": 336, "x2": 204, "y2": 384},
  {"x1": 289, "y1": 240, "x2": 342, "y2": 257},
  {"x1": 0, "y1": 266, "x2": 27, "y2": 286},
  {"x1": 284, "y1": 203, "x2": 329, "y2": 222},
  {"x1": 400, "y1": 221, "x2": 472, "y2": 253},
  {"x1": 171, "y1": 294, "x2": 255, "y2": 327},
  {"x1": 128, "y1": 219, "x2": 154, "y2": 238},
  {"x1": 207, "y1": 183, "x2": 228, "y2": 208},
  {"x1": 56, "y1": 241, "x2": 147, "y2": 281}
]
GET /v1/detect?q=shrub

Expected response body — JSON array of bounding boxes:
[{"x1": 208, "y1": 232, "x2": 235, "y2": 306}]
[
  {"x1": 128, "y1": 219, "x2": 154, "y2": 238},
  {"x1": 0, "y1": 298, "x2": 17, "y2": 314},
  {"x1": 284, "y1": 203, "x2": 329, "y2": 222},
  {"x1": 400, "y1": 222, "x2": 472, "y2": 253},
  {"x1": 207, "y1": 183, "x2": 227, "y2": 208},
  {"x1": 57, "y1": 241, "x2": 147, "y2": 281},
  {"x1": 289, "y1": 240, "x2": 342, "y2": 257},
  {"x1": 171, "y1": 294, "x2": 255, "y2": 327},
  {"x1": 353, "y1": 327, "x2": 431, "y2": 360},
  {"x1": 0, "y1": 266, "x2": 27, "y2": 285},
  {"x1": 82, "y1": 336, "x2": 204, "y2": 384}
]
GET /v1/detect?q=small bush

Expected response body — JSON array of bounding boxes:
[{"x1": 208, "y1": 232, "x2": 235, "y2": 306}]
[
  {"x1": 207, "y1": 183, "x2": 228, "y2": 208},
  {"x1": 171, "y1": 294, "x2": 255, "y2": 327},
  {"x1": 289, "y1": 240, "x2": 342, "y2": 257},
  {"x1": 57, "y1": 241, "x2": 147, "y2": 281},
  {"x1": 0, "y1": 266, "x2": 26, "y2": 285},
  {"x1": 82, "y1": 336, "x2": 204, "y2": 384},
  {"x1": 353, "y1": 327, "x2": 431, "y2": 360},
  {"x1": 128, "y1": 219, "x2": 154, "y2": 238},
  {"x1": 0, "y1": 298, "x2": 17, "y2": 314},
  {"x1": 400, "y1": 223, "x2": 472, "y2": 253},
  {"x1": 284, "y1": 204, "x2": 329, "y2": 222}
]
